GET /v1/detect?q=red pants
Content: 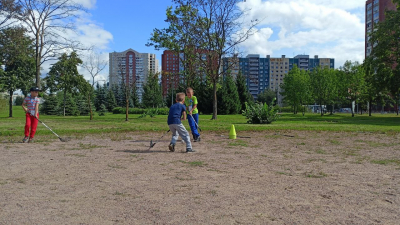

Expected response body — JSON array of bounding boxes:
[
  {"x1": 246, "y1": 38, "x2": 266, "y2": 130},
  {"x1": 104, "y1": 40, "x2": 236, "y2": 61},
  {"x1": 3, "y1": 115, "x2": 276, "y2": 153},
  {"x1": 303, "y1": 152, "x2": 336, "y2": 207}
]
[{"x1": 25, "y1": 113, "x2": 39, "y2": 138}]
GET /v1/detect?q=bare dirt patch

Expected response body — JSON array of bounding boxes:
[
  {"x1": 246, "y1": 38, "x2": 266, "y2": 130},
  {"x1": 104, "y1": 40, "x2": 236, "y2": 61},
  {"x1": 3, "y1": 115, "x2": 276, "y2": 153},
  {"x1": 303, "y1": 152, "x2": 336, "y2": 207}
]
[{"x1": 1, "y1": 131, "x2": 400, "y2": 224}]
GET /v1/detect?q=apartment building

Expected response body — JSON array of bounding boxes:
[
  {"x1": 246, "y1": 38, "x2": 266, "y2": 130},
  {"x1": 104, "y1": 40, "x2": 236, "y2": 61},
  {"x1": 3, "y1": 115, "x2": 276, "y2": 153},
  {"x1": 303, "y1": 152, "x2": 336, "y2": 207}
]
[
  {"x1": 109, "y1": 49, "x2": 159, "y2": 101},
  {"x1": 365, "y1": 0, "x2": 396, "y2": 57},
  {"x1": 161, "y1": 49, "x2": 212, "y2": 96},
  {"x1": 223, "y1": 54, "x2": 334, "y2": 101}
]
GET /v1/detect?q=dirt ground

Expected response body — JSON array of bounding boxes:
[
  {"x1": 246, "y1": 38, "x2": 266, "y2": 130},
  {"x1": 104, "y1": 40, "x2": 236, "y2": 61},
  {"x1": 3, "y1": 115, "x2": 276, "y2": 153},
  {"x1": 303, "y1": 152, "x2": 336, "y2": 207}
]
[{"x1": 1, "y1": 130, "x2": 399, "y2": 225}]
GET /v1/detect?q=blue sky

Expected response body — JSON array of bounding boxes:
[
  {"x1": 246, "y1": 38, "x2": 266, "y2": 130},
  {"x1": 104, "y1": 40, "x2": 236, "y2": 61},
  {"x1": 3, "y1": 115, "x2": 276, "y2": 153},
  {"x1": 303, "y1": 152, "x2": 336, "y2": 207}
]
[{"x1": 73, "y1": 0, "x2": 367, "y2": 82}]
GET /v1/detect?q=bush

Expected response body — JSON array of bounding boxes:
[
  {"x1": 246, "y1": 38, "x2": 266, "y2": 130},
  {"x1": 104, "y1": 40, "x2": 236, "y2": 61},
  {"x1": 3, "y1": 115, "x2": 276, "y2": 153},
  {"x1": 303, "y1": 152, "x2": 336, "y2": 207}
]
[
  {"x1": 14, "y1": 96, "x2": 24, "y2": 106},
  {"x1": 138, "y1": 108, "x2": 161, "y2": 118},
  {"x1": 98, "y1": 104, "x2": 107, "y2": 116},
  {"x1": 242, "y1": 102, "x2": 279, "y2": 124},
  {"x1": 112, "y1": 107, "x2": 169, "y2": 115}
]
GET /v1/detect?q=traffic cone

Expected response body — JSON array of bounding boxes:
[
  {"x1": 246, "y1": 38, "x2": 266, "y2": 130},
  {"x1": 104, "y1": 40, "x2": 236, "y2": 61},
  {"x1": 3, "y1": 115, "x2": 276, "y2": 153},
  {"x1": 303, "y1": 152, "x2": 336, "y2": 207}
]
[{"x1": 229, "y1": 124, "x2": 236, "y2": 139}]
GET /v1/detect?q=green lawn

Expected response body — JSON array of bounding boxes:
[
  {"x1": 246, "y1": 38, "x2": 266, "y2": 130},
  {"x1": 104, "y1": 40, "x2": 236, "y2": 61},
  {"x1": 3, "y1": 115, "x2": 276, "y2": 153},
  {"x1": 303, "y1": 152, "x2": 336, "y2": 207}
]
[{"x1": 1, "y1": 106, "x2": 400, "y2": 137}]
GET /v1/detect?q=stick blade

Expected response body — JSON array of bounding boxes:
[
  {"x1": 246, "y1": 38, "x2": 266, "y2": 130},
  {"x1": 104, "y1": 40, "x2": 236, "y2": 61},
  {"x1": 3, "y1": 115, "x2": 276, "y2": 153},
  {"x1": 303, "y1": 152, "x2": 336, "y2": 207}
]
[{"x1": 60, "y1": 137, "x2": 70, "y2": 142}]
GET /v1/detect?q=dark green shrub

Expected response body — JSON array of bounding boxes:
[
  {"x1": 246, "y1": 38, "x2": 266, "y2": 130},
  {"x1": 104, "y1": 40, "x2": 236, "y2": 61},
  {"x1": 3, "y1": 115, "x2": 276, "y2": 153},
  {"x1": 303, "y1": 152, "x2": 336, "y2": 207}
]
[
  {"x1": 242, "y1": 102, "x2": 279, "y2": 124},
  {"x1": 112, "y1": 107, "x2": 169, "y2": 115},
  {"x1": 98, "y1": 104, "x2": 107, "y2": 116}
]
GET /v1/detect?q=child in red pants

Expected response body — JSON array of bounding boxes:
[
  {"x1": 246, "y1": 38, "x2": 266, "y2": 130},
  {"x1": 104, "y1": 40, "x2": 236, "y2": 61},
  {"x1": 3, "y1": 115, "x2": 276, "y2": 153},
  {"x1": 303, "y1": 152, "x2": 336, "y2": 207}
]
[{"x1": 21, "y1": 87, "x2": 41, "y2": 143}]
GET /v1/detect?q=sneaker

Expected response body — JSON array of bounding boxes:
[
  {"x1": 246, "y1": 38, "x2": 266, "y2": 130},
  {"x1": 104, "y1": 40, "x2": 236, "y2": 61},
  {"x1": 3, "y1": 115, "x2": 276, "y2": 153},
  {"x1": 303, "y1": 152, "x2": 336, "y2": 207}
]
[
  {"x1": 168, "y1": 143, "x2": 175, "y2": 152},
  {"x1": 194, "y1": 136, "x2": 201, "y2": 142},
  {"x1": 22, "y1": 137, "x2": 29, "y2": 143},
  {"x1": 28, "y1": 138, "x2": 34, "y2": 143},
  {"x1": 186, "y1": 148, "x2": 196, "y2": 153}
]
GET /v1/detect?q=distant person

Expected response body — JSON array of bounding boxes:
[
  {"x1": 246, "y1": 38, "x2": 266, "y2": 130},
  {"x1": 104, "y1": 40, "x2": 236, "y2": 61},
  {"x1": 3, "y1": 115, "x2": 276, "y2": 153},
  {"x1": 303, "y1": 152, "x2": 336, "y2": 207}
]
[
  {"x1": 167, "y1": 92, "x2": 195, "y2": 153},
  {"x1": 185, "y1": 87, "x2": 201, "y2": 142},
  {"x1": 21, "y1": 87, "x2": 41, "y2": 143}
]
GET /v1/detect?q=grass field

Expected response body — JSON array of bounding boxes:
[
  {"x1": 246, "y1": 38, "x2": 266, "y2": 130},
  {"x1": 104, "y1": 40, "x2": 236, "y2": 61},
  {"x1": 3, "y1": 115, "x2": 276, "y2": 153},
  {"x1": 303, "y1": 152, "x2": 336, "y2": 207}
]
[{"x1": 1, "y1": 106, "x2": 400, "y2": 138}]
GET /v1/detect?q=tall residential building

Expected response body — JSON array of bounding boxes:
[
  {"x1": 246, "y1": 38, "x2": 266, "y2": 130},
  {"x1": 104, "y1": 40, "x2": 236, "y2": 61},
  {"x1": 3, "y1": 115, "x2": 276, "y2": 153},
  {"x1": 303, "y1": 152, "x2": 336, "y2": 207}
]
[
  {"x1": 109, "y1": 49, "x2": 159, "y2": 101},
  {"x1": 161, "y1": 50, "x2": 181, "y2": 96},
  {"x1": 223, "y1": 54, "x2": 335, "y2": 102},
  {"x1": 161, "y1": 49, "x2": 212, "y2": 96},
  {"x1": 365, "y1": 0, "x2": 396, "y2": 58}
]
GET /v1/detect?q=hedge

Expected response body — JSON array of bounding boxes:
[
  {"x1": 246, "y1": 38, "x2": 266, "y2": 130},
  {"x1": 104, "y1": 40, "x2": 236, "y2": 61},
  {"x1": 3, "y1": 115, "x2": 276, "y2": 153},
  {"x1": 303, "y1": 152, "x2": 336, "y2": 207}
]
[{"x1": 112, "y1": 107, "x2": 169, "y2": 115}]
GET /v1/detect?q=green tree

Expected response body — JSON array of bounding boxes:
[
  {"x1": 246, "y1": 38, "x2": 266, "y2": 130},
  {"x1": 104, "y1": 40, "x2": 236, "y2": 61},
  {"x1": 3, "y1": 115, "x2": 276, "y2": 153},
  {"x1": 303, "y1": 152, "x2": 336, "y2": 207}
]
[
  {"x1": 76, "y1": 93, "x2": 91, "y2": 116},
  {"x1": 148, "y1": 0, "x2": 258, "y2": 120},
  {"x1": 339, "y1": 61, "x2": 366, "y2": 117},
  {"x1": 94, "y1": 82, "x2": 107, "y2": 111},
  {"x1": 142, "y1": 71, "x2": 163, "y2": 108},
  {"x1": 364, "y1": 59, "x2": 386, "y2": 116},
  {"x1": 309, "y1": 67, "x2": 336, "y2": 116},
  {"x1": 236, "y1": 70, "x2": 253, "y2": 111},
  {"x1": 98, "y1": 103, "x2": 107, "y2": 116},
  {"x1": 78, "y1": 78, "x2": 95, "y2": 120},
  {"x1": 281, "y1": 65, "x2": 311, "y2": 115},
  {"x1": 106, "y1": 87, "x2": 117, "y2": 112},
  {"x1": 61, "y1": 93, "x2": 79, "y2": 116},
  {"x1": 40, "y1": 94, "x2": 59, "y2": 115},
  {"x1": 368, "y1": 0, "x2": 400, "y2": 115},
  {"x1": 131, "y1": 86, "x2": 140, "y2": 108},
  {"x1": 218, "y1": 74, "x2": 240, "y2": 114},
  {"x1": 14, "y1": 96, "x2": 24, "y2": 105},
  {"x1": 257, "y1": 89, "x2": 276, "y2": 105},
  {"x1": 46, "y1": 52, "x2": 85, "y2": 116},
  {"x1": 0, "y1": 27, "x2": 35, "y2": 117},
  {"x1": 147, "y1": 5, "x2": 202, "y2": 87}
]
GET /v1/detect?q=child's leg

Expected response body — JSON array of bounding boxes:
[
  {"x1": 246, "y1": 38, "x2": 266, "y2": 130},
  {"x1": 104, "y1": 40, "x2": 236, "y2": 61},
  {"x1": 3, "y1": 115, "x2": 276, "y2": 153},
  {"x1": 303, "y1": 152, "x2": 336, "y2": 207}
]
[
  {"x1": 30, "y1": 114, "x2": 39, "y2": 138},
  {"x1": 187, "y1": 114, "x2": 200, "y2": 137},
  {"x1": 176, "y1": 124, "x2": 192, "y2": 149},
  {"x1": 24, "y1": 113, "x2": 32, "y2": 137},
  {"x1": 192, "y1": 114, "x2": 200, "y2": 137},
  {"x1": 169, "y1": 125, "x2": 179, "y2": 145}
]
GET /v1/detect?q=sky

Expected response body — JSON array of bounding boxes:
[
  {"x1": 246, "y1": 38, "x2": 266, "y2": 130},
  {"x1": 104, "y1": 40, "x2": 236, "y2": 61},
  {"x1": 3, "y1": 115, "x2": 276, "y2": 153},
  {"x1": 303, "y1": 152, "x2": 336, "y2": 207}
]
[{"x1": 71, "y1": 0, "x2": 367, "y2": 83}]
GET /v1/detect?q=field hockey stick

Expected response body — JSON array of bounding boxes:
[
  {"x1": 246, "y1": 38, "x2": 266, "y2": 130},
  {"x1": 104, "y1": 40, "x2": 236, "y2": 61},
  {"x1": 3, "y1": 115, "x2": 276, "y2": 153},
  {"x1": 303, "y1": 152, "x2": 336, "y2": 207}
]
[
  {"x1": 189, "y1": 114, "x2": 202, "y2": 132},
  {"x1": 149, "y1": 129, "x2": 170, "y2": 150},
  {"x1": 32, "y1": 114, "x2": 69, "y2": 142}
]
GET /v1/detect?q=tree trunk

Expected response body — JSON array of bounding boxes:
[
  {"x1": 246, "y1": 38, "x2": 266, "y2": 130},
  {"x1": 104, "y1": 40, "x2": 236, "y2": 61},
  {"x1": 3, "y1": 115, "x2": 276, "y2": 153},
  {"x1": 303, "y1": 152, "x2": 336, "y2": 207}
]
[
  {"x1": 9, "y1": 90, "x2": 13, "y2": 118},
  {"x1": 211, "y1": 81, "x2": 217, "y2": 120},
  {"x1": 320, "y1": 101, "x2": 323, "y2": 116},
  {"x1": 88, "y1": 95, "x2": 93, "y2": 120},
  {"x1": 125, "y1": 97, "x2": 129, "y2": 121},
  {"x1": 35, "y1": 35, "x2": 41, "y2": 88},
  {"x1": 63, "y1": 90, "x2": 66, "y2": 117}
]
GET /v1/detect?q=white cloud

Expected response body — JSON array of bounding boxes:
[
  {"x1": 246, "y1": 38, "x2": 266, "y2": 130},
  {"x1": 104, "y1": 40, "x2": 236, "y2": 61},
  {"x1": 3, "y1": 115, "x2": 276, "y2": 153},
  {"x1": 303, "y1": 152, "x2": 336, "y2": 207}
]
[
  {"x1": 237, "y1": 0, "x2": 366, "y2": 67},
  {"x1": 72, "y1": 0, "x2": 97, "y2": 9}
]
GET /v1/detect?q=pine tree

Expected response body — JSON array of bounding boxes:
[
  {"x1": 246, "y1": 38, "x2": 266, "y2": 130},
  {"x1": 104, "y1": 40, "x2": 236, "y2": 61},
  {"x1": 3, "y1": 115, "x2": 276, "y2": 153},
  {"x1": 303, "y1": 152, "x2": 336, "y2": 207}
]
[
  {"x1": 236, "y1": 71, "x2": 253, "y2": 111},
  {"x1": 106, "y1": 88, "x2": 117, "y2": 112},
  {"x1": 94, "y1": 83, "x2": 107, "y2": 111},
  {"x1": 61, "y1": 93, "x2": 79, "y2": 116},
  {"x1": 196, "y1": 79, "x2": 213, "y2": 114},
  {"x1": 218, "y1": 74, "x2": 241, "y2": 114},
  {"x1": 142, "y1": 71, "x2": 163, "y2": 108},
  {"x1": 98, "y1": 103, "x2": 107, "y2": 116},
  {"x1": 40, "y1": 94, "x2": 59, "y2": 115},
  {"x1": 76, "y1": 93, "x2": 94, "y2": 116},
  {"x1": 118, "y1": 80, "x2": 127, "y2": 107},
  {"x1": 131, "y1": 86, "x2": 140, "y2": 108}
]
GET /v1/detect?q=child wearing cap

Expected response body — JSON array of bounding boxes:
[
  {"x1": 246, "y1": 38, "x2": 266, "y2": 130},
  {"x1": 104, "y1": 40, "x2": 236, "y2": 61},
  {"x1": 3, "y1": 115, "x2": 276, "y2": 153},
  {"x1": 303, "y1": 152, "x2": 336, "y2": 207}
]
[{"x1": 21, "y1": 87, "x2": 41, "y2": 143}]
